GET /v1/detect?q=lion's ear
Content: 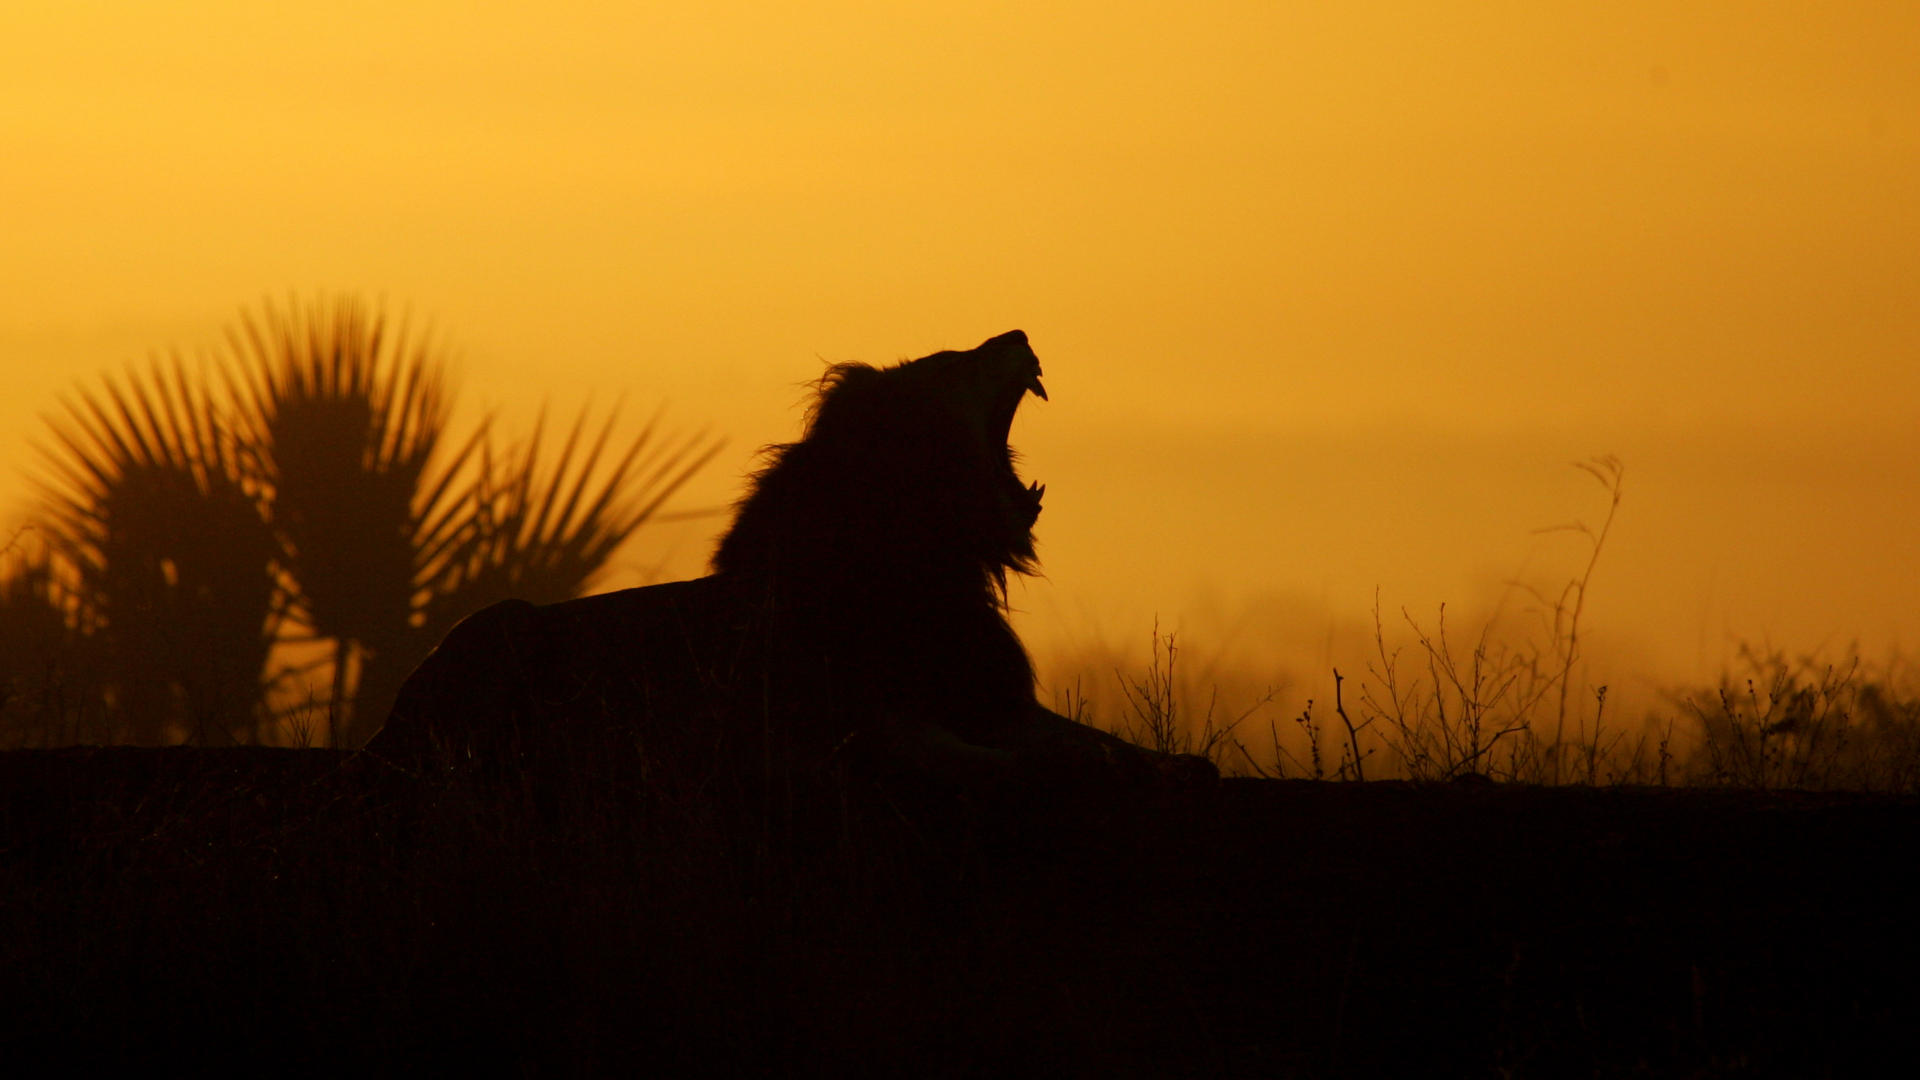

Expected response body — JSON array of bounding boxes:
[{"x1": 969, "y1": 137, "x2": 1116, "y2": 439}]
[
  {"x1": 804, "y1": 363, "x2": 886, "y2": 435},
  {"x1": 820, "y1": 362, "x2": 883, "y2": 394}
]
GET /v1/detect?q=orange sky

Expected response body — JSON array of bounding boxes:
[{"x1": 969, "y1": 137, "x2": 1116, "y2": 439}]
[{"x1": 4, "y1": 2, "x2": 1917, "y2": 714}]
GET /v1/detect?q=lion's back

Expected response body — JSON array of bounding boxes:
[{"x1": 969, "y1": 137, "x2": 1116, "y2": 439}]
[{"x1": 368, "y1": 576, "x2": 746, "y2": 773}]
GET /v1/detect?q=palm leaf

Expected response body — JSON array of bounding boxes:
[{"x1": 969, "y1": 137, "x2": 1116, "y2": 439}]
[
  {"x1": 225, "y1": 297, "x2": 446, "y2": 651},
  {"x1": 424, "y1": 403, "x2": 723, "y2": 621},
  {"x1": 31, "y1": 357, "x2": 280, "y2": 744}
]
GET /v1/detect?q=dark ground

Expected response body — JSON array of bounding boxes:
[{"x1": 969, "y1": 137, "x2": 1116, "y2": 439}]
[{"x1": 2, "y1": 747, "x2": 1914, "y2": 1077}]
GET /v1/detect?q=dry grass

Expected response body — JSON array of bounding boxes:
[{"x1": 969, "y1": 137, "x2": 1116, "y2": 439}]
[
  {"x1": 1681, "y1": 644, "x2": 1920, "y2": 792},
  {"x1": 1062, "y1": 453, "x2": 1920, "y2": 793},
  {"x1": 1084, "y1": 616, "x2": 1920, "y2": 793}
]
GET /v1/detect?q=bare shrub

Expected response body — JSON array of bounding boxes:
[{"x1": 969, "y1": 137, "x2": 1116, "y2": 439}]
[{"x1": 1680, "y1": 645, "x2": 1920, "y2": 792}]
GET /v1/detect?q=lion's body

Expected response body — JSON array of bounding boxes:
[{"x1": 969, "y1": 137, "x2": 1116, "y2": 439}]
[
  {"x1": 367, "y1": 331, "x2": 1208, "y2": 801},
  {"x1": 370, "y1": 566, "x2": 1042, "y2": 789}
]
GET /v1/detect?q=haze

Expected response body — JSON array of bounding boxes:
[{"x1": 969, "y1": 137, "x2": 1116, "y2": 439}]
[{"x1": 4, "y1": 2, "x2": 1916, "y2": 715}]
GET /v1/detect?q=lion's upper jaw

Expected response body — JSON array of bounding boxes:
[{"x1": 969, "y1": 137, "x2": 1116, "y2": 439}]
[{"x1": 713, "y1": 331, "x2": 1048, "y2": 595}]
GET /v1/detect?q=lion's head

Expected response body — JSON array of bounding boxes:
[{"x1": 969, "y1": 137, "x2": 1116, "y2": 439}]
[{"x1": 714, "y1": 330, "x2": 1049, "y2": 599}]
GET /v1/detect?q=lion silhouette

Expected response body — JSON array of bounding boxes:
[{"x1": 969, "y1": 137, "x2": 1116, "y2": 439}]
[{"x1": 366, "y1": 330, "x2": 1211, "y2": 808}]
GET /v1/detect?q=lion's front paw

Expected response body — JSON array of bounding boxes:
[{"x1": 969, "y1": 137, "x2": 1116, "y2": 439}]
[{"x1": 1015, "y1": 734, "x2": 1217, "y2": 792}]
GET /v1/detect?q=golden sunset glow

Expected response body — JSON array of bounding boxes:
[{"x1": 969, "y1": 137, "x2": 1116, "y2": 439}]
[{"x1": 4, "y1": 1, "x2": 1917, "y2": 718}]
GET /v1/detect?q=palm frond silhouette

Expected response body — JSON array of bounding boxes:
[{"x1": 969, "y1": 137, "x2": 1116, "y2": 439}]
[
  {"x1": 2, "y1": 296, "x2": 722, "y2": 748},
  {"x1": 222, "y1": 299, "x2": 480, "y2": 746},
  {"x1": 31, "y1": 358, "x2": 280, "y2": 744}
]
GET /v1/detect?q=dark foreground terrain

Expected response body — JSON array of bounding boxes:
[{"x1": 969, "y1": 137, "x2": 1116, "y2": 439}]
[{"x1": 2, "y1": 748, "x2": 1914, "y2": 1077}]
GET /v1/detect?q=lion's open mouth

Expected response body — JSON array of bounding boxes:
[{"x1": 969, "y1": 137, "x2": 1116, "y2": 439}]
[{"x1": 988, "y1": 337, "x2": 1047, "y2": 515}]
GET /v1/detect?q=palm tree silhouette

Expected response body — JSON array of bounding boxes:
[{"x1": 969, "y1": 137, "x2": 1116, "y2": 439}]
[
  {"x1": 0, "y1": 531, "x2": 107, "y2": 746},
  {"x1": 30, "y1": 357, "x2": 280, "y2": 744},
  {"x1": 6, "y1": 296, "x2": 721, "y2": 747}
]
